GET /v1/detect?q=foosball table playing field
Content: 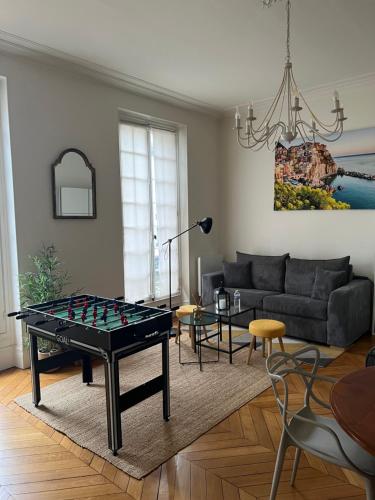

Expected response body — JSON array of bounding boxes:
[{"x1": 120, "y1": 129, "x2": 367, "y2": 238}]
[{"x1": 9, "y1": 294, "x2": 172, "y2": 455}]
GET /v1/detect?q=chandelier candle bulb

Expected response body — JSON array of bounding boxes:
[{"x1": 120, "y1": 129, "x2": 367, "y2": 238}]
[{"x1": 235, "y1": 107, "x2": 241, "y2": 128}]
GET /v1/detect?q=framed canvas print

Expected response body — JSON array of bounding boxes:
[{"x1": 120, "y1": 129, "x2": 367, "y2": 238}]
[{"x1": 274, "y1": 127, "x2": 375, "y2": 210}]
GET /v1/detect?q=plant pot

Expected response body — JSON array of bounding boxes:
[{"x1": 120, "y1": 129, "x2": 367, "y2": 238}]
[{"x1": 38, "y1": 348, "x2": 50, "y2": 361}]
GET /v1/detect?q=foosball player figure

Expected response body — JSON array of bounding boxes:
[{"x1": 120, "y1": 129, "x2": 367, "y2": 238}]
[
  {"x1": 81, "y1": 310, "x2": 87, "y2": 322},
  {"x1": 101, "y1": 309, "x2": 108, "y2": 323},
  {"x1": 93, "y1": 306, "x2": 98, "y2": 320},
  {"x1": 114, "y1": 302, "x2": 119, "y2": 315},
  {"x1": 120, "y1": 312, "x2": 128, "y2": 325}
]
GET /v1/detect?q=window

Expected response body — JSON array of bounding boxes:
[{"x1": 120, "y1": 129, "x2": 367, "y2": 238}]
[{"x1": 119, "y1": 122, "x2": 179, "y2": 303}]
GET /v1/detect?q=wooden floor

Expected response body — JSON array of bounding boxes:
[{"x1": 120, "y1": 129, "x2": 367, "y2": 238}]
[{"x1": 0, "y1": 336, "x2": 374, "y2": 500}]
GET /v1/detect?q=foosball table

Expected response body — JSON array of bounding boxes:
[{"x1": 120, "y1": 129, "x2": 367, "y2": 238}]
[{"x1": 9, "y1": 294, "x2": 172, "y2": 455}]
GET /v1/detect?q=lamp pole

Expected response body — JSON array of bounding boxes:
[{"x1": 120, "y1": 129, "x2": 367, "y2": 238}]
[{"x1": 162, "y1": 218, "x2": 213, "y2": 311}]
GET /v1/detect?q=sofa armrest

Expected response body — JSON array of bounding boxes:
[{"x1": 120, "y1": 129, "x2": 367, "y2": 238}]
[
  {"x1": 327, "y1": 279, "x2": 373, "y2": 347},
  {"x1": 202, "y1": 271, "x2": 224, "y2": 306}
]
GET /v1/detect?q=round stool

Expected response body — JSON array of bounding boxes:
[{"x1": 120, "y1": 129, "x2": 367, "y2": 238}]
[{"x1": 247, "y1": 319, "x2": 285, "y2": 364}]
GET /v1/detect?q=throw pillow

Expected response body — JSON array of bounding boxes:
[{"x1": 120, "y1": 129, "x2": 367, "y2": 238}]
[
  {"x1": 223, "y1": 261, "x2": 252, "y2": 289},
  {"x1": 236, "y1": 252, "x2": 289, "y2": 292},
  {"x1": 311, "y1": 268, "x2": 348, "y2": 301}
]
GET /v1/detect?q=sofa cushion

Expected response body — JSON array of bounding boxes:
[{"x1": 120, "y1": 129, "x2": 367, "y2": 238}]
[
  {"x1": 236, "y1": 252, "x2": 289, "y2": 292},
  {"x1": 311, "y1": 268, "x2": 348, "y2": 301},
  {"x1": 223, "y1": 261, "x2": 252, "y2": 289},
  {"x1": 263, "y1": 294, "x2": 328, "y2": 321},
  {"x1": 285, "y1": 256, "x2": 350, "y2": 297},
  {"x1": 225, "y1": 288, "x2": 280, "y2": 309}
]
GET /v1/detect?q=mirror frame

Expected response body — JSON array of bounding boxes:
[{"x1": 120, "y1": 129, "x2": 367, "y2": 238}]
[{"x1": 52, "y1": 148, "x2": 97, "y2": 219}]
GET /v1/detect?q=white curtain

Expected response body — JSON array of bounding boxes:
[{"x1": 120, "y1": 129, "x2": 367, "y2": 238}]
[
  {"x1": 151, "y1": 128, "x2": 179, "y2": 299},
  {"x1": 120, "y1": 124, "x2": 151, "y2": 302},
  {"x1": 119, "y1": 123, "x2": 179, "y2": 302}
]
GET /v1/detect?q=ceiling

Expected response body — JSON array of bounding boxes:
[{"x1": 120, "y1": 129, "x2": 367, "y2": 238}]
[{"x1": 0, "y1": 0, "x2": 374, "y2": 111}]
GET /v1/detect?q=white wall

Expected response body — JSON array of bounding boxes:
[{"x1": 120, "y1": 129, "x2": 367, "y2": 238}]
[
  {"x1": 0, "y1": 51, "x2": 220, "y2": 310},
  {"x1": 219, "y1": 82, "x2": 375, "y2": 279}
]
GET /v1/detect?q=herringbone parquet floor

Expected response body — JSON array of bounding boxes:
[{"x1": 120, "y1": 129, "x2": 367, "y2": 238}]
[{"x1": 0, "y1": 335, "x2": 373, "y2": 499}]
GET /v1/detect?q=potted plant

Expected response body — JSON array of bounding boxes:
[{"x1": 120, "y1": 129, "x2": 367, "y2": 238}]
[{"x1": 19, "y1": 244, "x2": 75, "y2": 361}]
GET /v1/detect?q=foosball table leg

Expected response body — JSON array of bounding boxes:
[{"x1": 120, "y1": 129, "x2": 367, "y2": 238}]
[
  {"x1": 104, "y1": 358, "x2": 122, "y2": 456},
  {"x1": 81, "y1": 354, "x2": 93, "y2": 385},
  {"x1": 29, "y1": 330, "x2": 41, "y2": 407},
  {"x1": 162, "y1": 336, "x2": 170, "y2": 422}
]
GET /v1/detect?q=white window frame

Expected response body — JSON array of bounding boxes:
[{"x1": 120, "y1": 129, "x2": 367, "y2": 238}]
[
  {"x1": 0, "y1": 76, "x2": 22, "y2": 370},
  {"x1": 119, "y1": 117, "x2": 182, "y2": 304}
]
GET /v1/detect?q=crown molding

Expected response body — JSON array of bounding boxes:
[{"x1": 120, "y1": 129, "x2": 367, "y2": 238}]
[
  {"x1": 223, "y1": 71, "x2": 375, "y2": 116},
  {"x1": 0, "y1": 30, "x2": 221, "y2": 118}
]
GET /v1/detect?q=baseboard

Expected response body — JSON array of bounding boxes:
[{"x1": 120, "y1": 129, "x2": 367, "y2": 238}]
[{"x1": 0, "y1": 344, "x2": 15, "y2": 370}]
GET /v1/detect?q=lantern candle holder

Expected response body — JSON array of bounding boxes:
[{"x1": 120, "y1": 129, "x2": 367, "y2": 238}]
[{"x1": 216, "y1": 284, "x2": 230, "y2": 311}]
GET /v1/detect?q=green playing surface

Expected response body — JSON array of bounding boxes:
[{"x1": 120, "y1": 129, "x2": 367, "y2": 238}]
[{"x1": 53, "y1": 306, "x2": 143, "y2": 332}]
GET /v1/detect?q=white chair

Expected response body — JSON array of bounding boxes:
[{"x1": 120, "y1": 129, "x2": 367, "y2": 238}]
[{"x1": 266, "y1": 346, "x2": 375, "y2": 500}]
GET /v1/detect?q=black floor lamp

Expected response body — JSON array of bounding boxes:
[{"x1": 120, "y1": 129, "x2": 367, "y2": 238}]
[{"x1": 162, "y1": 217, "x2": 213, "y2": 314}]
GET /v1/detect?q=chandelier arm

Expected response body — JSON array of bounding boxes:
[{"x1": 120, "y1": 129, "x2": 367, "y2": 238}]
[
  {"x1": 297, "y1": 118, "x2": 344, "y2": 143},
  {"x1": 267, "y1": 123, "x2": 284, "y2": 149},
  {"x1": 295, "y1": 121, "x2": 309, "y2": 144},
  {"x1": 255, "y1": 65, "x2": 288, "y2": 130},
  {"x1": 250, "y1": 120, "x2": 284, "y2": 143},
  {"x1": 289, "y1": 71, "x2": 342, "y2": 130},
  {"x1": 297, "y1": 115, "x2": 341, "y2": 137}
]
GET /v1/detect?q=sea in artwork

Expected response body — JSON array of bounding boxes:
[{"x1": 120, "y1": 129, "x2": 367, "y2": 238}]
[{"x1": 330, "y1": 154, "x2": 375, "y2": 209}]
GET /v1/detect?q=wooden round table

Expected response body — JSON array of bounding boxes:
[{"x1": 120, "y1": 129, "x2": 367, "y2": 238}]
[{"x1": 330, "y1": 366, "x2": 375, "y2": 456}]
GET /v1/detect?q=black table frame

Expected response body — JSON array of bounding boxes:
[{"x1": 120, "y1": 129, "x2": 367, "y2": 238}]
[
  {"x1": 202, "y1": 306, "x2": 256, "y2": 363},
  {"x1": 27, "y1": 325, "x2": 170, "y2": 456},
  {"x1": 178, "y1": 316, "x2": 220, "y2": 371}
]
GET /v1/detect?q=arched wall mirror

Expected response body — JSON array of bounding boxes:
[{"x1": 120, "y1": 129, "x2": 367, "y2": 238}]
[{"x1": 52, "y1": 149, "x2": 96, "y2": 219}]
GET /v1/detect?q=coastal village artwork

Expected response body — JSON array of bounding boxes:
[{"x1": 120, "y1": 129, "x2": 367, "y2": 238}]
[{"x1": 274, "y1": 127, "x2": 375, "y2": 210}]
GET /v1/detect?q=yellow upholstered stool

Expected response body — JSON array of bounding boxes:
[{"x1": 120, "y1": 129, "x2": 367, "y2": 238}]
[{"x1": 247, "y1": 319, "x2": 285, "y2": 364}]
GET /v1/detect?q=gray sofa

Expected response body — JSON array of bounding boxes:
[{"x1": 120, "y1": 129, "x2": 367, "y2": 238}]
[{"x1": 202, "y1": 252, "x2": 373, "y2": 347}]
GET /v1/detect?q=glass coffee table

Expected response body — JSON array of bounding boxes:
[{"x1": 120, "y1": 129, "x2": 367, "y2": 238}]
[
  {"x1": 202, "y1": 304, "x2": 255, "y2": 363},
  {"x1": 179, "y1": 313, "x2": 220, "y2": 371}
]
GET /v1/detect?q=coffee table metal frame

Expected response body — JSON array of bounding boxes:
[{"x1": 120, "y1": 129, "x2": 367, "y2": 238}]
[
  {"x1": 178, "y1": 313, "x2": 220, "y2": 371},
  {"x1": 202, "y1": 304, "x2": 256, "y2": 363}
]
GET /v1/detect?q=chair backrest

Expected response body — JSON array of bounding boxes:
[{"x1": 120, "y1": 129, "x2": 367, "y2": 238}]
[
  {"x1": 266, "y1": 346, "x2": 361, "y2": 472},
  {"x1": 266, "y1": 346, "x2": 321, "y2": 425}
]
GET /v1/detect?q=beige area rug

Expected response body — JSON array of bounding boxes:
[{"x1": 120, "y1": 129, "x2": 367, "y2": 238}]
[{"x1": 16, "y1": 340, "x2": 271, "y2": 479}]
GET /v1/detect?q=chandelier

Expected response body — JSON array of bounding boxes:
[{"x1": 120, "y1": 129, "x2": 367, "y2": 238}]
[{"x1": 234, "y1": 0, "x2": 347, "y2": 150}]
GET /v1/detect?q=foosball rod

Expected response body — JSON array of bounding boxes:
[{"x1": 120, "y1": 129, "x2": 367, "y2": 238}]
[
  {"x1": 35, "y1": 294, "x2": 125, "y2": 313},
  {"x1": 31, "y1": 296, "x2": 127, "y2": 317}
]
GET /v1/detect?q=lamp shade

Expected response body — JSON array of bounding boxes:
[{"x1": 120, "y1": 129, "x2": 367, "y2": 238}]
[{"x1": 197, "y1": 217, "x2": 213, "y2": 234}]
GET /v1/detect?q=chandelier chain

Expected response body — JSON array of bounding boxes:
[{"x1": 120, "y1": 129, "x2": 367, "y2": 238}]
[{"x1": 286, "y1": 0, "x2": 291, "y2": 63}]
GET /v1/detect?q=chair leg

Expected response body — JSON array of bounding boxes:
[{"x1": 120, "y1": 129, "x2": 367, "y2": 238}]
[
  {"x1": 290, "y1": 447, "x2": 301, "y2": 486},
  {"x1": 247, "y1": 335, "x2": 256, "y2": 365},
  {"x1": 364, "y1": 477, "x2": 375, "y2": 500},
  {"x1": 278, "y1": 336, "x2": 285, "y2": 352},
  {"x1": 270, "y1": 430, "x2": 289, "y2": 500}
]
